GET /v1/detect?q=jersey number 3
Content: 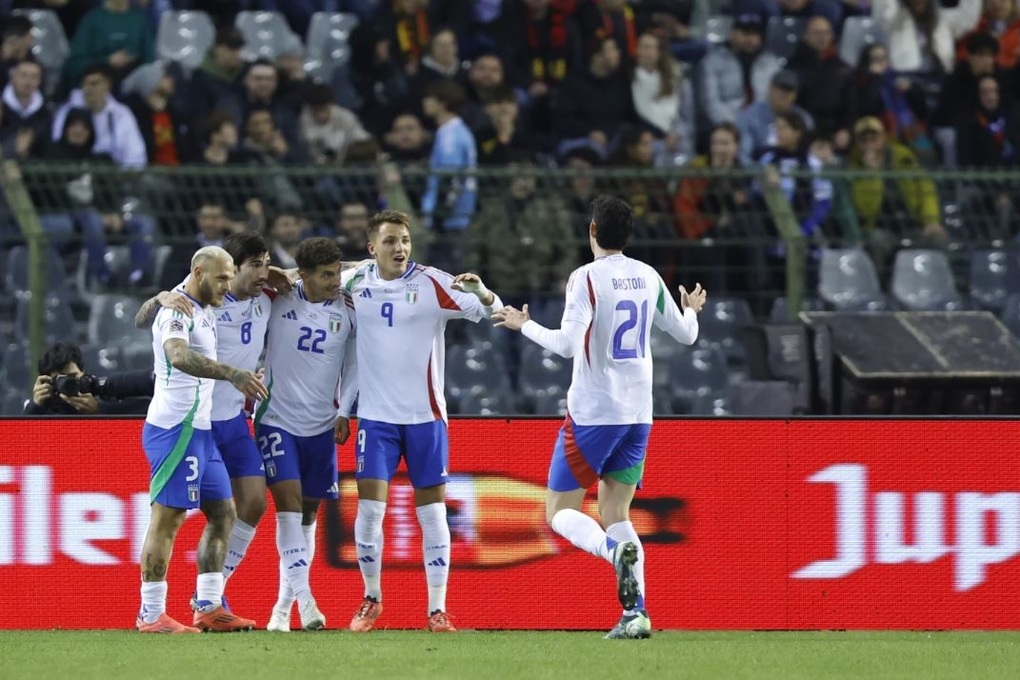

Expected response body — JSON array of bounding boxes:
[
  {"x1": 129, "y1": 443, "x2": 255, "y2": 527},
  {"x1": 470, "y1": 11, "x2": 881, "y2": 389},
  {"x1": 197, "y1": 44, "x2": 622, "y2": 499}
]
[{"x1": 612, "y1": 300, "x2": 648, "y2": 360}]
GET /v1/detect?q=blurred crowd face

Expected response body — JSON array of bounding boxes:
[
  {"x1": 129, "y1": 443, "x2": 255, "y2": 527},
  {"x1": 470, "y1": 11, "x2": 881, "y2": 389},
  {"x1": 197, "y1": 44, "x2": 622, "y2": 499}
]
[
  {"x1": 627, "y1": 131, "x2": 654, "y2": 166},
  {"x1": 469, "y1": 55, "x2": 503, "y2": 90},
  {"x1": 774, "y1": 116, "x2": 801, "y2": 152},
  {"x1": 866, "y1": 45, "x2": 890, "y2": 75},
  {"x1": 768, "y1": 83, "x2": 797, "y2": 113},
  {"x1": 213, "y1": 43, "x2": 243, "y2": 71},
  {"x1": 592, "y1": 38, "x2": 621, "y2": 73},
  {"x1": 390, "y1": 114, "x2": 425, "y2": 150},
  {"x1": 430, "y1": 30, "x2": 458, "y2": 69},
  {"x1": 803, "y1": 17, "x2": 834, "y2": 53},
  {"x1": 731, "y1": 27, "x2": 762, "y2": 54},
  {"x1": 65, "y1": 119, "x2": 92, "y2": 148},
  {"x1": 986, "y1": 0, "x2": 1014, "y2": 21},
  {"x1": 635, "y1": 33, "x2": 660, "y2": 71},
  {"x1": 271, "y1": 213, "x2": 303, "y2": 247},
  {"x1": 709, "y1": 127, "x2": 739, "y2": 168},
  {"x1": 197, "y1": 205, "x2": 228, "y2": 240},
  {"x1": 338, "y1": 203, "x2": 370, "y2": 237},
  {"x1": 245, "y1": 64, "x2": 278, "y2": 101},
  {"x1": 246, "y1": 110, "x2": 275, "y2": 146},
  {"x1": 968, "y1": 48, "x2": 997, "y2": 77},
  {"x1": 82, "y1": 73, "x2": 111, "y2": 112},
  {"x1": 978, "y1": 76, "x2": 1001, "y2": 111},
  {"x1": 10, "y1": 61, "x2": 41, "y2": 100},
  {"x1": 566, "y1": 156, "x2": 595, "y2": 200}
]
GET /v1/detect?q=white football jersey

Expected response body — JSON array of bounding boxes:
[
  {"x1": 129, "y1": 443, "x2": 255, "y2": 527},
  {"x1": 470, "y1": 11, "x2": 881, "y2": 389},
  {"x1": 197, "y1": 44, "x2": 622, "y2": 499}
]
[
  {"x1": 532, "y1": 254, "x2": 698, "y2": 426},
  {"x1": 255, "y1": 282, "x2": 357, "y2": 437},
  {"x1": 146, "y1": 288, "x2": 218, "y2": 430},
  {"x1": 344, "y1": 262, "x2": 502, "y2": 424},
  {"x1": 210, "y1": 289, "x2": 273, "y2": 422}
]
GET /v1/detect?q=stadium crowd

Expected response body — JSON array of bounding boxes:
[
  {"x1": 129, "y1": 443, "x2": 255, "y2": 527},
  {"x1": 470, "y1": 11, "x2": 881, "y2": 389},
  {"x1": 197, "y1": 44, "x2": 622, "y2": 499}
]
[{"x1": 2, "y1": 0, "x2": 1020, "y2": 415}]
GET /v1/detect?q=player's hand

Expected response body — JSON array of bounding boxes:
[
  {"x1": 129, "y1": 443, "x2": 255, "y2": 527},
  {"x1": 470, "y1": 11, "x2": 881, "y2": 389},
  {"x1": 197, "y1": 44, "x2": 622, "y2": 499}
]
[
  {"x1": 267, "y1": 266, "x2": 297, "y2": 294},
  {"x1": 32, "y1": 375, "x2": 52, "y2": 406},
  {"x1": 230, "y1": 369, "x2": 269, "y2": 401},
  {"x1": 680, "y1": 283, "x2": 707, "y2": 313},
  {"x1": 452, "y1": 273, "x2": 494, "y2": 304},
  {"x1": 156, "y1": 291, "x2": 193, "y2": 318},
  {"x1": 60, "y1": 392, "x2": 100, "y2": 414},
  {"x1": 492, "y1": 304, "x2": 530, "y2": 331},
  {"x1": 334, "y1": 416, "x2": 350, "y2": 444}
]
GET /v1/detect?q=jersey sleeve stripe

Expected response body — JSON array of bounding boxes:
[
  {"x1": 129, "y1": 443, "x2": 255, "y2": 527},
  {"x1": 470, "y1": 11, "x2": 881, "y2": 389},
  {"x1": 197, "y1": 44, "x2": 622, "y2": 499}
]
[
  {"x1": 426, "y1": 352, "x2": 443, "y2": 420},
  {"x1": 656, "y1": 281, "x2": 666, "y2": 315},
  {"x1": 583, "y1": 273, "x2": 595, "y2": 366},
  {"x1": 426, "y1": 274, "x2": 462, "y2": 311}
]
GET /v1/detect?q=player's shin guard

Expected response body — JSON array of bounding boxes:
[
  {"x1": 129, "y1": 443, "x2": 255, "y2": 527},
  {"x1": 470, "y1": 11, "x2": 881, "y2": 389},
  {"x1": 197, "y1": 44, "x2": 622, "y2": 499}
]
[
  {"x1": 416, "y1": 502, "x2": 450, "y2": 614},
  {"x1": 222, "y1": 519, "x2": 256, "y2": 581},
  {"x1": 354, "y1": 500, "x2": 386, "y2": 600},
  {"x1": 606, "y1": 521, "x2": 646, "y2": 612},
  {"x1": 550, "y1": 508, "x2": 613, "y2": 561},
  {"x1": 276, "y1": 512, "x2": 312, "y2": 604}
]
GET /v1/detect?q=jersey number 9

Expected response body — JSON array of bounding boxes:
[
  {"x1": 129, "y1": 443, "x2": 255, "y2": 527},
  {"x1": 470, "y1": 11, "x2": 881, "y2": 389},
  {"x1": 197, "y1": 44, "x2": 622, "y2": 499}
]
[{"x1": 381, "y1": 302, "x2": 394, "y2": 327}]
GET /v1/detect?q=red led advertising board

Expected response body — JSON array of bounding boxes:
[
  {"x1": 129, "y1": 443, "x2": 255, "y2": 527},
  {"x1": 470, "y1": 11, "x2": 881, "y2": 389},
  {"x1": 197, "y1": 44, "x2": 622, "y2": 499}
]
[{"x1": 1, "y1": 418, "x2": 1018, "y2": 629}]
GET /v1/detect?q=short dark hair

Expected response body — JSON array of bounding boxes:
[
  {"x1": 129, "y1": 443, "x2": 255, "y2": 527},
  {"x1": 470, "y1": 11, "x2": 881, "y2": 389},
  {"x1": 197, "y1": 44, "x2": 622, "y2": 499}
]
[
  {"x1": 966, "y1": 31, "x2": 999, "y2": 56},
  {"x1": 200, "y1": 109, "x2": 235, "y2": 144},
  {"x1": 775, "y1": 110, "x2": 808, "y2": 136},
  {"x1": 590, "y1": 195, "x2": 633, "y2": 251},
  {"x1": 711, "y1": 121, "x2": 741, "y2": 143},
  {"x1": 223, "y1": 232, "x2": 269, "y2": 267},
  {"x1": 2, "y1": 16, "x2": 33, "y2": 40},
  {"x1": 368, "y1": 209, "x2": 412, "y2": 239},
  {"x1": 39, "y1": 342, "x2": 84, "y2": 376},
  {"x1": 305, "y1": 83, "x2": 335, "y2": 109},
  {"x1": 296, "y1": 237, "x2": 343, "y2": 271},
  {"x1": 80, "y1": 63, "x2": 113, "y2": 85},
  {"x1": 425, "y1": 79, "x2": 467, "y2": 113}
]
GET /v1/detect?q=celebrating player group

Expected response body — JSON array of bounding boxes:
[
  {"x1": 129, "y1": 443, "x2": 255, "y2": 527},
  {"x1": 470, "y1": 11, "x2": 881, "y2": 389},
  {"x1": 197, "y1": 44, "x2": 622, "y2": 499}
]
[{"x1": 132, "y1": 196, "x2": 706, "y2": 639}]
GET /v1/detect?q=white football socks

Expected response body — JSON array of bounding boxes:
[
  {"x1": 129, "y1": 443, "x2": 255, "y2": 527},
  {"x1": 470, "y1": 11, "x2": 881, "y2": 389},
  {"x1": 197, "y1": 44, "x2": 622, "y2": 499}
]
[
  {"x1": 354, "y1": 499, "x2": 386, "y2": 600},
  {"x1": 222, "y1": 519, "x2": 257, "y2": 581},
  {"x1": 417, "y1": 502, "x2": 451, "y2": 614},
  {"x1": 606, "y1": 520, "x2": 645, "y2": 612},
  {"x1": 550, "y1": 508, "x2": 612, "y2": 562},
  {"x1": 195, "y1": 572, "x2": 225, "y2": 611},
  {"x1": 276, "y1": 512, "x2": 312, "y2": 605},
  {"x1": 139, "y1": 580, "x2": 167, "y2": 623},
  {"x1": 275, "y1": 520, "x2": 317, "y2": 610}
]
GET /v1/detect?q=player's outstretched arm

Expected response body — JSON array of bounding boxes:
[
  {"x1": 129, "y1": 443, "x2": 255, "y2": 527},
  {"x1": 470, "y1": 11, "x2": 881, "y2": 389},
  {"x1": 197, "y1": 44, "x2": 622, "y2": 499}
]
[
  {"x1": 680, "y1": 283, "x2": 707, "y2": 313},
  {"x1": 653, "y1": 280, "x2": 705, "y2": 345},
  {"x1": 451, "y1": 272, "x2": 497, "y2": 307},
  {"x1": 134, "y1": 291, "x2": 192, "y2": 328},
  {"x1": 163, "y1": 339, "x2": 269, "y2": 400}
]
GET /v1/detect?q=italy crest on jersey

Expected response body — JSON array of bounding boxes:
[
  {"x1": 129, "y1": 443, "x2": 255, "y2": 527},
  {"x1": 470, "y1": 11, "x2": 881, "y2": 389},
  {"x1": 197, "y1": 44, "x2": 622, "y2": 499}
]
[
  {"x1": 406, "y1": 284, "x2": 419, "y2": 305},
  {"x1": 253, "y1": 301, "x2": 263, "y2": 317},
  {"x1": 329, "y1": 313, "x2": 344, "y2": 333}
]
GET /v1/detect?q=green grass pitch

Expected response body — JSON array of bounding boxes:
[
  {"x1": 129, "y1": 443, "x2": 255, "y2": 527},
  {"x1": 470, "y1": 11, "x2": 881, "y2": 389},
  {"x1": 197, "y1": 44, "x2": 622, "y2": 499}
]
[{"x1": 2, "y1": 631, "x2": 1020, "y2": 679}]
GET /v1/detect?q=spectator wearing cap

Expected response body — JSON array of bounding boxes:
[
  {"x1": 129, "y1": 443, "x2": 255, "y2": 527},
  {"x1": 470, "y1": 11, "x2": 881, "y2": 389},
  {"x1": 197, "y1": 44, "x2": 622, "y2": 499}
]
[
  {"x1": 872, "y1": 0, "x2": 981, "y2": 74},
  {"x1": 732, "y1": 0, "x2": 844, "y2": 34},
  {"x1": 64, "y1": 0, "x2": 155, "y2": 86},
  {"x1": 122, "y1": 61, "x2": 188, "y2": 165},
  {"x1": 786, "y1": 15, "x2": 852, "y2": 149},
  {"x1": 299, "y1": 83, "x2": 372, "y2": 166},
  {"x1": 934, "y1": 32, "x2": 1003, "y2": 128},
  {"x1": 187, "y1": 26, "x2": 246, "y2": 121},
  {"x1": 735, "y1": 69, "x2": 814, "y2": 163},
  {"x1": 552, "y1": 35, "x2": 635, "y2": 156},
  {"x1": 699, "y1": 14, "x2": 782, "y2": 129},
  {"x1": 847, "y1": 115, "x2": 947, "y2": 279}
]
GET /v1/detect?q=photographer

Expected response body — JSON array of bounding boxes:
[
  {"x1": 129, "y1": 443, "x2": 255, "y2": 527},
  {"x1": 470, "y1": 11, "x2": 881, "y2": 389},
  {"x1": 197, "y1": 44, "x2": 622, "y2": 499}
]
[{"x1": 24, "y1": 342, "x2": 154, "y2": 416}]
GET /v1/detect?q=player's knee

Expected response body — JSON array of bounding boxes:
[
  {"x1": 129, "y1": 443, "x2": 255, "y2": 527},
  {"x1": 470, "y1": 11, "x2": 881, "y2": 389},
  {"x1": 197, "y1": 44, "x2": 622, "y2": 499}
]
[
  {"x1": 203, "y1": 499, "x2": 237, "y2": 535},
  {"x1": 237, "y1": 494, "x2": 267, "y2": 525},
  {"x1": 149, "y1": 504, "x2": 187, "y2": 537}
]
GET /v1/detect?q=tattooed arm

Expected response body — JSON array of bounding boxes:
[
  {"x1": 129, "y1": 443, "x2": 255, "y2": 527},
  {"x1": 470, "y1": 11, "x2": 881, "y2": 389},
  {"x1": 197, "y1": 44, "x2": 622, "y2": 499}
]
[
  {"x1": 163, "y1": 339, "x2": 268, "y2": 400},
  {"x1": 135, "y1": 291, "x2": 194, "y2": 328}
]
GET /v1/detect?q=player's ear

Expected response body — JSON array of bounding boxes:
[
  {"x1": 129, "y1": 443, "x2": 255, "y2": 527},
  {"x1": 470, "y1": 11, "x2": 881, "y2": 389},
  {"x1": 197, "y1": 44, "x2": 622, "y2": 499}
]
[{"x1": 588, "y1": 220, "x2": 597, "y2": 238}]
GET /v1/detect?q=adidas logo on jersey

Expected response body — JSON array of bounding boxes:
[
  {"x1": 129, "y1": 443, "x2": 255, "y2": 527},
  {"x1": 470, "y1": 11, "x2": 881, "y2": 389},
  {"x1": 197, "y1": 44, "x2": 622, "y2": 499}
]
[
  {"x1": 283, "y1": 311, "x2": 298, "y2": 320},
  {"x1": 218, "y1": 312, "x2": 232, "y2": 322},
  {"x1": 360, "y1": 289, "x2": 372, "y2": 298}
]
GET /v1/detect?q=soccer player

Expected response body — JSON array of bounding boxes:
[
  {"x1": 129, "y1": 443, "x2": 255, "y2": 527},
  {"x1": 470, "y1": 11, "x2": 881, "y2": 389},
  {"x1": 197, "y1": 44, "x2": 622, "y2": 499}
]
[
  {"x1": 344, "y1": 209, "x2": 502, "y2": 633},
  {"x1": 135, "y1": 233, "x2": 275, "y2": 611},
  {"x1": 258, "y1": 237, "x2": 358, "y2": 632},
  {"x1": 137, "y1": 246, "x2": 268, "y2": 633},
  {"x1": 492, "y1": 195, "x2": 706, "y2": 639}
]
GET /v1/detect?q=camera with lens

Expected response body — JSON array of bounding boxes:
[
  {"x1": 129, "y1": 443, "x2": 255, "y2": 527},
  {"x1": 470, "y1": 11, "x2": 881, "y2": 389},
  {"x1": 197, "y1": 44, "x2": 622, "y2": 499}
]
[{"x1": 53, "y1": 373, "x2": 105, "y2": 398}]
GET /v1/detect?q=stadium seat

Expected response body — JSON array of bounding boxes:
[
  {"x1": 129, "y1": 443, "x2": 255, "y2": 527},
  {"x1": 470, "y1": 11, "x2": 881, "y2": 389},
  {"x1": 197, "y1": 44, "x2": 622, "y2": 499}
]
[
  {"x1": 703, "y1": 15, "x2": 732, "y2": 44},
  {"x1": 87, "y1": 294, "x2": 148, "y2": 347},
  {"x1": 5, "y1": 245, "x2": 68, "y2": 299},
  {"x1": 670, "y1": 345, "x2": 729, "y2": 411},
  {"x1": 79, "y1": 342, "x2": 122, "y2": 373},
  {"x1": 445, "y1": 343, "x2": 510, "y2": 402},
  {"x1": 695, "y1": 297, "x2": 753, "y2": 368},
  {"x1": 157, "y1": 11, "x2": 216, "y2": 71},
  {"x1": 305, "y1": 12, "x2": 359, "y2": 83},
  {"x1": 839, "y1": 17, "x2": 887, "y2": 67},
  {"x1": 652, "y1": 384, "x2": 674, "y2": 415},
  {"x1": 2, "y1": 342, "x2": 33, "y2": 393},
  {"x1": 518, "y1": 343, "x2": 571, "y2": 399},
  {"x1": 818, "y1": 248, "x2": 890, "y2": 311},
  {"x1": 75, "y1": 246, "x2": 134, "y2": 300},
  {"x1": 969, "y1": 249, "x2": 1019, "y2": 312},
  {"x1": 891, "y1": 249, "x2": 965, "y2": 311},
  {"x1": 532, "y1": 391, "x2": 568, "y2": 416},
  {"x1": 765, "y1": 16, "x2": 806, "y2": 60},
  {"x1": 1001, "y1": 293, "x2": 1020, "y2": 337},
  {"x1": 1, "y1": 389, "x2": 27, "y2": 415},
  {"x1": 457, "y1": 388, "x2": 517, "y2": 415},
  {"x1": 236, "y1": 11, "x2": 300, "y2": 61},
  {"x1": 14, "y1": 294, "x2": 77, "y2": 344},
  {"x1": 649, "y1": 325, "x2": 685, "y2": 374},
  {"x1": 690, "y1": 391, "x2": 733, "y2": 416},
  {"x1": 767, "y1": 296, "x2": 824, "y2": 322},
  {"x1": 13, "y1": 9, "x2": 69, "y2": 98}
]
